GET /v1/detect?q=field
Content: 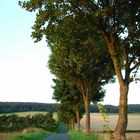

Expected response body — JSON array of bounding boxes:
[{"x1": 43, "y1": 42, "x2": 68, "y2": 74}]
[
  {"x1": 0, "y1": 112, "x2": 140, "y2": 140},
  {"x1": 80, "y1": 113, "x2": 140, "y2": 140},
  {"x1": 80, "y1": 113, "x2": 140, "y2": 131},
  {"x1": 0, "y1": 111, "x2": 48, "y2": 117},
  {"x1": 0, "y1": 111, "x2": 58, "y2": 120}
]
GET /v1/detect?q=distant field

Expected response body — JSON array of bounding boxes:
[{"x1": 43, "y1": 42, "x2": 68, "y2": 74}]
[
  {"x1": 0, "y1": 111, "x2": 48, "y2": 116},
  {"x1": 0, "y1": 111, "x2": 58, "y2": 120},
  {"x1": 80, "y1": 113, "x2": 140, "y2": 140},
  {"x1": 80, "y1": 113, "x2": 140, "y2": 131}
]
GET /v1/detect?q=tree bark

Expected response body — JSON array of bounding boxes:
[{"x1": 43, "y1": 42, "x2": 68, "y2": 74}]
[
  {"x1": 102, "y1": 35, "x2": 129, "y2": 140},
  {"x1": 76, "y1": 110, "x2": 80, "y2": 131},
  {"x1": 83, "y1": 94, "x2": 90, "y2": 133},
  {"x1": 114, "y1": 84, "x2": 129, "y2": 140},
  {"x1": 72, "y1": 119, "x2": 75, "y2": 130},
  {"x1": 68, "y1": 120, "x2": 72, "y2": 131}
]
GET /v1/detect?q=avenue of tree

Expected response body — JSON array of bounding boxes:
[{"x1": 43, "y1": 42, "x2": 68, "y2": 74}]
[
  {"x1": 19, "y1": 1, "x2": 140, "y2": 140},
  {"x1": 52, "y1": 78, "x2": 105, "y2": 131}
]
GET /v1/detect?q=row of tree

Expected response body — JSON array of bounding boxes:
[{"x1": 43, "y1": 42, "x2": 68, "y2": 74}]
[
  {"x1": 19, "y1": 1, "x2": 140, "y2": 140},
  {"x1": 0, "y1": 112, "x2": 55, "y2": 132}
]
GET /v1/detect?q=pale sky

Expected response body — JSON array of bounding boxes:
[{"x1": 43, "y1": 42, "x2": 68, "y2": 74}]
[{"x1": 0, "y1": 0, "x2": 139, "y2": 105}]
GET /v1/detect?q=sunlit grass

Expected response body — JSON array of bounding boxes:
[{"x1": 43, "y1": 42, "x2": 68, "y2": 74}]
[
  {"x1": 10, "y1": 130, "x2": 51, "y2": 140},
  {"x1": 68, "y1": 131, "x2": 102, "y2": 140}
]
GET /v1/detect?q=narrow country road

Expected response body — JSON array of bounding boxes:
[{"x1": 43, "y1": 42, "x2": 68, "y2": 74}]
[{"x1": 44, "y1": 134, "x2": 70, "y2": 140}]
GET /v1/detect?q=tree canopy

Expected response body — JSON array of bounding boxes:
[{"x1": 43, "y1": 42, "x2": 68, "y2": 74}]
[{"x1": 19, "y1": 0, "x2": 140, "y2": 139}]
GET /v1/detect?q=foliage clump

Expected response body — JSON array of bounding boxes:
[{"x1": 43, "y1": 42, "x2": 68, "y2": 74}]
[{"x1": 0, "y1": 112, "x2": 56, "y2": 132}]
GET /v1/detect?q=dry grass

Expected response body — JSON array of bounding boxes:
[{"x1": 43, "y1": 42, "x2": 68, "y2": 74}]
[
  {"x1": 0, "y1": 132, "x2": 21, "y2": 140},
  {"x1": 80, "y1": 113, "x2": 140, "y2": 131},
  {"x1": 80, "y1": 113, "x2": 140, "y2": 140},
  {"x1": 0, "y1": 111, "x2": 48, "y2": 117},
  {"x1": 0, "y1": 111, "x2": 58, "y2": 119}
]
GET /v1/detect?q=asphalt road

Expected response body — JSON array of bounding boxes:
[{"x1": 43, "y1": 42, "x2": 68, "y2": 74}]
[{"x1": 44, "y1": 134, "x2": 70, "y2": 140}]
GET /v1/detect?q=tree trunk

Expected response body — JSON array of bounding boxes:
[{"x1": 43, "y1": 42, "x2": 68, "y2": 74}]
[
  {"x1": 72, "y1": 119, "x2": 75, "y2": 130},
  {"x1": 76, "y1": 110, "x2": 80, "y2": 131},
  {"x1": 68, "y1": 120, "x2": 72, "y2": 131},
  {"x1": 114, "y1": 84, "x2": 129, "y2": 140},
  {"x1": 103, "y1": 37, "x2": 129, "y2": 140},
  {"x1": 83, "y1": 95, "x2": 90, "y2": 133}
]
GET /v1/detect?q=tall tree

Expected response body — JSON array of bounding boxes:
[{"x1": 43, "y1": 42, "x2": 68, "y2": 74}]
[
  {"x1": 62, "y1": 1, "x2": 140, "y2": 139},
  {"x1": 57, "y1": 102, "x2": 76, "y2": 131},
  {"x1": 48, "y1": 34, "x2": 114, "y2": 133},
  {"x1": 52, "y1": 78, "x2": 84, "y2": 131},
  {"x1": 52, "y1": 78, "x2": 105, "y2": 131},
  {"x1": 19, "y1": 0, "x2": 114, "y2": 133}
]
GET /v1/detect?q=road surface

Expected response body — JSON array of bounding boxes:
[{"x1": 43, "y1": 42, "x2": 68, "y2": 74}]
[{"x1": 44, "y1": 134, "x2": 70, "y2": 140}]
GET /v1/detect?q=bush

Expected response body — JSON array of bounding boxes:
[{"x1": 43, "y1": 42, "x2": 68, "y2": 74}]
[{"x1": 0, "y1": 112, "x2": 56, "y2": 132}]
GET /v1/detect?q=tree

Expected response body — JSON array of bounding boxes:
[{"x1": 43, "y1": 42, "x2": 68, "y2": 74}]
[
  {"x1": 19, "y1": 0, "x2": 114, "y2": 133},
  {"x1": 48, "y1": 33, "x2": 114, "y2": 133},
  {"x1": 52, "y1": 78, "x2": 84, "y2": 131},
  {"x1": 53, "y1": 78, "x2": 106, "y2": 131},
  {"x1": 57, "y1": 102, "x2": 76, "y2": 131},
  {"x1": 62, "y1": 1, "x2": 140, "y2": 139},
  {"x1": 31, "y1": 112, "x2": 56, "y2": 132}
]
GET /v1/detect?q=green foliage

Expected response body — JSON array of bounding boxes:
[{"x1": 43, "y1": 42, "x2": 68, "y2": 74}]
[
  {"x1": 19, "y1": 0, "x2": 140, "y2": 85},
  {"x1": 52, "y1": 78, "x2": 83, "y2": 104},
  {"x1": 97, "y1": 103, "x2": 113, "y2": 140},
  {"x1": 0, "y1": 114, "x2": 25, "y2": 132},
  {"x1": 0, "y1": 112, "x2": 56, "y2": 132},
  {"x1": 52, "y1": 78, "x2": 84, "y2": 128},
  {"x1": 10, "y1": 130, "x2": 51, "y2": 140},
  {"x1": 68, "y1": 131, "x2": 102, "y2": 140},
  {"x1": 57, "y1": 103, "x2": 75, "y2": 130},
  {"x1": 55, "y1": 121, "x2": 67, "y2": 133},
  {"x1": 19, "y1": 0, "x2": 115, "y2": 133},
  {"x1": 31, "y1": 111, "x2": 56, "y2": 132},
  {"x1": 95, "y1": 0, "x2": 140, "y2": 81}
]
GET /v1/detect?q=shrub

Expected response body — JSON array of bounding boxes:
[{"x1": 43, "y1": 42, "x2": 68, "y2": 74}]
[{"x1": 0, "y1": 112, "x2": 56, "y2": 132}]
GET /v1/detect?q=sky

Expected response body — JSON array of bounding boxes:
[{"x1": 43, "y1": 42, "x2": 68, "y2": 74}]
[{"x1": 0, "y1": 0, "x2": 139, "y2": 105}]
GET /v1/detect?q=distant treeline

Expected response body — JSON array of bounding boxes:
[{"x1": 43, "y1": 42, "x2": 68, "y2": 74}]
[
  {"x1": 0, "y1": 102, "x2": 57, "y2": 113},
  {"x1": 0, "y1": 102, "x2": 140, "y2": 114}
]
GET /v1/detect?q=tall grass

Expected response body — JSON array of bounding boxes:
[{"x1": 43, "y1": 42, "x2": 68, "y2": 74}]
[
  {"x1": 10, "y1": 130, "x2": 51, "y2": 140},
  {"x1": 68, "y1": 131, "x2": 102, "y2": 140}
]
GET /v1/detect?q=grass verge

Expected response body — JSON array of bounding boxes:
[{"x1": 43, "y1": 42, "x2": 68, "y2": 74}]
[
  {"x1": 68, "y1": 131, "x2": 102, "y2": 140},
  {"x1": 10, "y1": 130, "x2": 51, "y2": 140}
]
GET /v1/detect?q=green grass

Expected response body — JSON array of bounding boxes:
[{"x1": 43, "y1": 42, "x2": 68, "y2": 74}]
[
  {"x1": 10, "y1": 130, "x2": 51, "y2": 140},
  {"x1": 68, "y1": 131, "x2": 102, "y2": 140}
]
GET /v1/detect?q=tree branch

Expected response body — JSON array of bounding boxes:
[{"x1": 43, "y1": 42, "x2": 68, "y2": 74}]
[{"x1": 130, "y1": 61, "x2": 140, "y2": 72}]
